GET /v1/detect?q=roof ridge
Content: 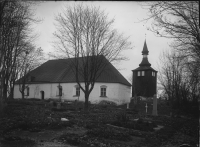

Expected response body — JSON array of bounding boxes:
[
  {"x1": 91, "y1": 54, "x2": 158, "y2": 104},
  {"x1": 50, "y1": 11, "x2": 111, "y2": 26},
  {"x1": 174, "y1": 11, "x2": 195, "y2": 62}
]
[
  {"x1": 22, "y1": 56, "x2": 131, "y2": 86},
  {"x1": 49, "y1": 55, "x2": 105, "y2": 61}
]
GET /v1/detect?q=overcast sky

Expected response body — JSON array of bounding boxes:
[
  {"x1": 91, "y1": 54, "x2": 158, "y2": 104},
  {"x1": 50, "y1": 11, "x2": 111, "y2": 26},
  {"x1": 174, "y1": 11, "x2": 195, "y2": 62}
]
[{"x1": 31, "y1": 1, "x2": 172, "y2": 82}]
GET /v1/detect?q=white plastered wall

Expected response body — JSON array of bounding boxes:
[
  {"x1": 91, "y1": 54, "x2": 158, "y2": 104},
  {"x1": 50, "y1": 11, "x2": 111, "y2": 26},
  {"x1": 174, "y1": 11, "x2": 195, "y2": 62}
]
[{"x1": 14, "y1": 82, "x2": 131, "y2": 105}]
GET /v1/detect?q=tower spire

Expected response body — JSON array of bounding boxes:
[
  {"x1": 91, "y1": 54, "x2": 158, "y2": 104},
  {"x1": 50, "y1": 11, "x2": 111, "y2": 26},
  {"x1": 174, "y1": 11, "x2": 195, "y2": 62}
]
[
  {"x1": 142, "y1": 39, "x2": 149, "y2": 55},
  {"x1": 139, "y1": 39, "x2": 151, "y2": 67}
]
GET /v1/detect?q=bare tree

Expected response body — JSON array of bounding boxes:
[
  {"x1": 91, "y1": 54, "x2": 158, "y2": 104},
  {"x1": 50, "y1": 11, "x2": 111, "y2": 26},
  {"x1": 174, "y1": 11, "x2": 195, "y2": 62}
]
[
  {"x1": 0, "y1": 1, "x2": 39, "y2": 115},
  {"x1": 18, "y1": 46, "x2": 43, "y2": 99},
  {"x1": 142, "y1": 2, "x2": 199, "y2": 83},
  {"x1": 0, "y1": 0, "x2": 9, "y2": 117},
  {"x1": 143, "y1": 1, "x2": 199, "y2": 61},
  {"x1": 141, "y1": 1, "x2": 199, "y2": 114},
  {"x1": 158, "y1": 49, "x2": 199, "y2": 116},
  {"x1": 54, "y1": 4, "x2": 131, "y2": 111}
]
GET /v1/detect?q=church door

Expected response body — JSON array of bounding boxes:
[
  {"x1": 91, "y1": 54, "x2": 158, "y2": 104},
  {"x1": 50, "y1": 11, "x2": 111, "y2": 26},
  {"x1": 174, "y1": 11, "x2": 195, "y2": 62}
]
[{"x1": 41, "y1": 91, "x2": 44, "y2": 100}]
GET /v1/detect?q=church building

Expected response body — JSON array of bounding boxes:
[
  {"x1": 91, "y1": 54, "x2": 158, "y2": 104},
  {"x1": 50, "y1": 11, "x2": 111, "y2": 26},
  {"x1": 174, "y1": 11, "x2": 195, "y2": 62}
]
[
  {"x1": 14, "y1": 55, "x2": 131, "y2": 105},
  {"x1": 132, "y1": 40, "x2": 157, "y2": 98}
]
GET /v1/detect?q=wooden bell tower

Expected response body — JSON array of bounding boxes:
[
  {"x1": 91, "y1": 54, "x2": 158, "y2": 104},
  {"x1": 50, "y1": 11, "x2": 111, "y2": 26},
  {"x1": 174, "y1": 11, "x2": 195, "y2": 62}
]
[{"x1": 132, "y1": 40, "x2": 157, "y2": 98}]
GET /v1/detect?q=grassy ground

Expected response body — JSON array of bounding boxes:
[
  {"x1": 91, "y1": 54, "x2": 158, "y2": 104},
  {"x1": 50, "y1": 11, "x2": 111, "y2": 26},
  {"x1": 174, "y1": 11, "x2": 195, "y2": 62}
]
[{"x1": 0, "y1": 98, "x2": 199, "y2": 147}]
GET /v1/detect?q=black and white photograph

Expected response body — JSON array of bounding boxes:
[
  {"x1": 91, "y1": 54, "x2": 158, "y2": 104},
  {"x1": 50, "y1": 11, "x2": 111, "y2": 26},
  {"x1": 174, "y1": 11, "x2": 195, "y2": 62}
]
[{"x1": 0, "y1": 1, "x2": 199, "y2": 147}]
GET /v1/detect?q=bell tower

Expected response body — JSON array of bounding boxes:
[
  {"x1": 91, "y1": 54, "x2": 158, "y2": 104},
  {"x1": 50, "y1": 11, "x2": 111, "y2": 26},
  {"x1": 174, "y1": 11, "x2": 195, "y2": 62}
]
[{"x1": 132, "y1": 40, "x2": 157, "y2": 98}]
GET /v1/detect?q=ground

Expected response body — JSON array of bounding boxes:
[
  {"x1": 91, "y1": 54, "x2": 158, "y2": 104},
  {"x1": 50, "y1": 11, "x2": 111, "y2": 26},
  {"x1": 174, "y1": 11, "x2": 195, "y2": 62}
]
[{"x1": 0, "y1": 98, "x2": 199, "y2": 147}]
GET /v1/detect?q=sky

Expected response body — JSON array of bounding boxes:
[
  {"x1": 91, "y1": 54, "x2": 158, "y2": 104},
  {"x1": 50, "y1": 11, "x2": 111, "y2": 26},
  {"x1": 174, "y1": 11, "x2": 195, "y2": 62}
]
[{"x1": 31, "y1": 1, "x2": 172, "y2": 83}]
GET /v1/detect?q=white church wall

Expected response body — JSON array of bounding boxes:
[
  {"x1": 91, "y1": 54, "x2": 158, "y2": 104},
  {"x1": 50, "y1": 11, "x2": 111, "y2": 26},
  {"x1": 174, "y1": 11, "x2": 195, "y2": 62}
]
[
  {"x1": 117, "y1": 84, "x2": 131, "y2": 104},
  {"x1": 14, "y1": 82, "x2": 131, "y2": 105}
]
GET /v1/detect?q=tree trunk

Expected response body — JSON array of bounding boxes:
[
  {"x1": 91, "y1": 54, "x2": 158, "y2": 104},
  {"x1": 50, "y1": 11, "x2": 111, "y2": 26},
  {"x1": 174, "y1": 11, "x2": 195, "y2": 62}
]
[
  {"x1": 84, "y1": 92, "x2": 89, "y2": 112},
  {"x1": 22, "y1": 93, "x2": 24, "y2": 99},
  {"x1": 0, "y1": 80, "x2": 6, "y2": 118},
  {"x1": 20, "y1": 83, "x2": 25, "y2": 99},
  {"x1": 9, "y1": 87, "x2": 14, "y2": 99},
  {"x1": 9, "y1": 80, "x2": 15, "y2": 99},
  {"x1": 3, "y1": 81, "x2": 7, "y2": 98},
  {"x1": 0, "y1": 89, "x2": 5, "y2": 118},
  {"x1": 21, "y1": 91, "x2": 25, "y2": 99}
]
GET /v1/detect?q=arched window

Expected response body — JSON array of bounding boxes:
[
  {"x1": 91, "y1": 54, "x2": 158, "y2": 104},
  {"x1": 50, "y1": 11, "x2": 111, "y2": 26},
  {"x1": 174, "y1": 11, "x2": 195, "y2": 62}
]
[{"x1": 100, "y1": 85, "x2": 107, "y2": 97}]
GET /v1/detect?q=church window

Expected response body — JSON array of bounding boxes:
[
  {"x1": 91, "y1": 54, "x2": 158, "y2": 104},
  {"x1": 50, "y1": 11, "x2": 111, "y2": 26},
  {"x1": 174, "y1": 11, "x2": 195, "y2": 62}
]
[
  {"x1": 100, "y1": 85, "x2": 107, "y2": 97},
  {"x1": 76, "y1": 87, "x2": 80, "y2": 96},
  {"x1": 74, "y1": 85, "x2": 80, "y2": 96},
  {"x1": 25, "y1": 86, "x2": 29, "y2": 96},
  {"x1": 57, "y1": 85, "x2": 62, "y2": 96},
  {"x1": 76, "y1": 86, "x2": 80, "y2": 96}
]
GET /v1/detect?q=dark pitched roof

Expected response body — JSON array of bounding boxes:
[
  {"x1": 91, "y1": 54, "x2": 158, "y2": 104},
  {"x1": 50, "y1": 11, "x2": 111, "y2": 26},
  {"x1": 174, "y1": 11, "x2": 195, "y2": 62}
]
[{"x1": 19, "y1": 56, "x2": 131, "y2": 86}]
